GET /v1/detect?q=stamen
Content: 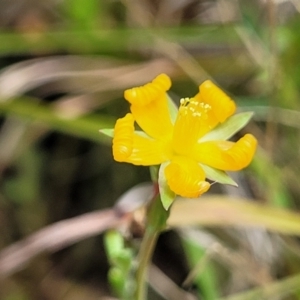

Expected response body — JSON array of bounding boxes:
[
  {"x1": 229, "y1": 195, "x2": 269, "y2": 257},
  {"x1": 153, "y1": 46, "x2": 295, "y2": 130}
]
[
  {"x1": 179, "y1": 97, "x2": 212, "y2": 118},
  {"x1": 172, "y1": 97, "x2": 214, "y2": 155}
]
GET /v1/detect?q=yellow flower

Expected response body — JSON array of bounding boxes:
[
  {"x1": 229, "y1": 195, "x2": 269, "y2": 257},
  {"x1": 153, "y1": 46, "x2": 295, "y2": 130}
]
[{"x1": 112, "y1": 74, "x2": 257, "y2": 199}]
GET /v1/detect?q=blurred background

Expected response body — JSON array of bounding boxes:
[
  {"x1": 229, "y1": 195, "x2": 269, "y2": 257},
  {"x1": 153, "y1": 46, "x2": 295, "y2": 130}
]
[{"x1": 1, "y1": 0, "x2": 300, "y2": 299}]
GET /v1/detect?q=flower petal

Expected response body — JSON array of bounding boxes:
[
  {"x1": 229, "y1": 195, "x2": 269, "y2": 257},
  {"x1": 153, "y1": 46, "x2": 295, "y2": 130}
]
[
  {"x1": 124, "y1": 74, "x2": 174, "y2": 139},
  {"x1": 192, "y1": 134, "x2": 257, "y2": 171},
  {"x1": 124, "y1": 73, "x2": 171, "y2": 106},
  {"x1": 173, "y1": 80, "x2": 237, "y2": 150},
  {"x1": 164, "y1": 156, "x2": 210, "y2": 198},
  {"x1": 197, "y1": 80, "x2": 236, "y2": 123},
  {"x1": 113, "y1": 113, "x2": 134, "y2": 161},
  {"x1": 126, "y1": 135, "x2": 171, "y2": 165},
  {"x1": 113, "y1": 114, "x2": 171, "y2": 165}
]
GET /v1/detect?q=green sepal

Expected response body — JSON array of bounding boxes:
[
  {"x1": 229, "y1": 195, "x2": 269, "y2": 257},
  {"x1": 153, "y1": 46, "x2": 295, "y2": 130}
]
[
  {"x1": 199, "y1": 112, "x2": 254, "y2": 142},
  {"x1": 167, "y1": 94, "x2": 178, "y2": 124},
  {"x1": 99, "y1": 128, "x2": 114, "y2": 138},
  {"x1": 147, "y1": 193, "x2": 170, "y2": 231},
  {"x1": 100, "y1": 128, "x2": 150, "y2": 139},
  {"x1": 201, "y1": 164, "x2": 238, "y2": 186},
  {"x1": 158, "y1": 162, "x2": 176, "y2": 210},
  {"x1": 150, "y1": 165, "x2": 159, "y2": 182}
]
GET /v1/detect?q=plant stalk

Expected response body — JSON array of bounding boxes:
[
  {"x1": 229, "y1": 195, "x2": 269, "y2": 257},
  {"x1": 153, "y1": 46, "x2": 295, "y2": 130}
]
[
  {"x1": 135, "y1": 227, "x2": 159, "y2": 300},
  {"x1": 135, "y1": 191, "x2": 169, "y2": 300}
]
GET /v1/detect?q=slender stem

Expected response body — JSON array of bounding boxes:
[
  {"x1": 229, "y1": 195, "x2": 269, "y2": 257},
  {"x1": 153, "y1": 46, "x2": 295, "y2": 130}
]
[
  {"x1": 134, "y1": 181, "x2": 169, "y2": 300},
  {"x1": 135, "y1": 227, "x2": 159, "y2": 300}
]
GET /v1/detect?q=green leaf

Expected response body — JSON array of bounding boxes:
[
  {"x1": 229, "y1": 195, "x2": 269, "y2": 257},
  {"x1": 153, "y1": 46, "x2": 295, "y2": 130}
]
[
  {"x1": 201, "y1": 164, "x2": 238, "y2": 186},
  {"x1": 0, "y1": 26, "x2": 242, "y2": 56},
  {"x1": 64, "y1": 0, "x2": 99, "y2": 30},
  {"x1": 150, "y1": 165, "x2": 159, "y2": 182},
  {"x1": 104, "y1": 230, "x2": 135, "y2": 299},
  {"x1": 104, "y1": 230, "x2": 124, "y2": 264},
  {"x1": 199, "y1": 112, "x2": 254, "y2": 142},
  {"x1": 0, "y1": 97, "x2": 115, "y2": 144},
  {"x1": 158, "y1": 162, "x2": 176, "y2": 210},
  {"x1": 113, "y1": 249, "x2": 133, "y2": 273},
  {"x1": 180, "y1": 236, "x2": 219, "y2": 300},
  {"x1": 108, "y1": 267, "x2": 126, "y2": 298},
  {"x1": 219, "y1": 273, "x2": 300, "y2": 300}
]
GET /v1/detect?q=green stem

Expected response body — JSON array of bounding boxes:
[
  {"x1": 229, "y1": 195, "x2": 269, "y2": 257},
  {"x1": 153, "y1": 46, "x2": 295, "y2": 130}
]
[
  {"x1": 135, "y1": 227, "x2": 159, "y2": 300},
  {"x1": 135, "y1": 192, "x2": 170, "y2": 300}
]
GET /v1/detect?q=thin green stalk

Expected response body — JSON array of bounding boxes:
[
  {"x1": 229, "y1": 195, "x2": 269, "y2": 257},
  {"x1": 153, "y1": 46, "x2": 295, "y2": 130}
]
[
  {"x1": 135, "y1": 227, "x2": 159, "y2": 300},
  {"x1": 135, "y1": 191, "x2": 170, "y2": 300}
]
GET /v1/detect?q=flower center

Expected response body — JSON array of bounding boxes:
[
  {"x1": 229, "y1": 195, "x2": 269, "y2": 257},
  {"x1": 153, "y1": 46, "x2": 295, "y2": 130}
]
[
  {"x1": 172, "y1": 97, "x2": 214, "y2": 156},
  {"x1": 179, "y1": 97, "x2": 212, "y2": 118}
]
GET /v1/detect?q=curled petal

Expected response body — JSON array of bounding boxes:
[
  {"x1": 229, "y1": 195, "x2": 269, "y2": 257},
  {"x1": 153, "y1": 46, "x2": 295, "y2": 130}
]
[
  {"x1": 225, "y1": 134, "x2": 257, "y2": 170},
  {"x1": 113, "y1": 113, "x2": 134, "y2": 161},
  {"x1": 113, "y1": 114, "x2": 172, "y2": 166},
  {"x1": 164, "y1": 156, "x2": 210, "y2": 198},
  {"x1": 198, "y1": 80, "x2": 236, "y2": 123},
  {"x1": 192, "y1": 134, "x2": 257, "y2": 171},
  {"x1": 124, "y1": 74, "x2": 171, "y2": 106},
  {"x1": 127, "y1": 74, "x2": 174, "y2": 139}
]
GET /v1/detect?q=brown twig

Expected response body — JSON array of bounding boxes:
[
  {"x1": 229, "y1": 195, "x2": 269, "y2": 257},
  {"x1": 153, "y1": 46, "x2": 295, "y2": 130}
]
[
  {"x1": 0, "y1": 209, "x2": 126, "y2": 278},
  {"x1": 0, "y1": 182, "x2": 154, "y2": 279}
]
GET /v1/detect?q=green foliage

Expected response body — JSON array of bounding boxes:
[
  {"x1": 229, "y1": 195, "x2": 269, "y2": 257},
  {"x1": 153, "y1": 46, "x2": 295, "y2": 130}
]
[
  {"x1": 0, "y1": 97, "x2": 115, "y2": 144},
  {"x1": 64, "y1": 0, "x2": 100, "y2": 30},
  {"x1": 104, "y1": 230, "x2": 135, "y2": 299}
]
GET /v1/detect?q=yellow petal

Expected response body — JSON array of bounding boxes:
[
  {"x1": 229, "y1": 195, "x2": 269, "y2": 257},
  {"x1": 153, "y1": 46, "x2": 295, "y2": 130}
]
[
  {"x1": 164, "y1": 156, "x2": 210, "y2": 198},
  {"x1": 113, "y1": 113, "x2": 134, "y2": 162},
  {"x1": 198, "y1": 80, "x2": 236, "y2": 123},
  {"x1": 113, "y1": 113, "x2": 172, "y2": 165},
  {"x1": 130, "y1": 95, "x2": 174, "y2": 139},
  {"x1": 125, "y1": 134, "x2": 171, "y2": 166},
  {"x1": 191, "y1": 134, "x2": 257, "y2": 171},
  {"x1": 124, "y1": 74, "x2": 174, "y2": 139},
  {"x1": 124, "y1": 73, "x2": 171, "y2": 106}
]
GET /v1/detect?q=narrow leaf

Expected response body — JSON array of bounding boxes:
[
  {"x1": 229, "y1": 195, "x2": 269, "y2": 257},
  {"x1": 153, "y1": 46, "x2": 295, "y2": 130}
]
[
  {"x1": 168, "y1": 195, "x2": 300, "y2": 235},
  {"x1": 104, "y1": 230, "x2": 124, "y2": 262},
  {"x1": 0, "y1": 97, "x2": 115, "y2": 143},
  {"x1": 219, "y1": 273, "x2": 300, "y2": 300}
]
